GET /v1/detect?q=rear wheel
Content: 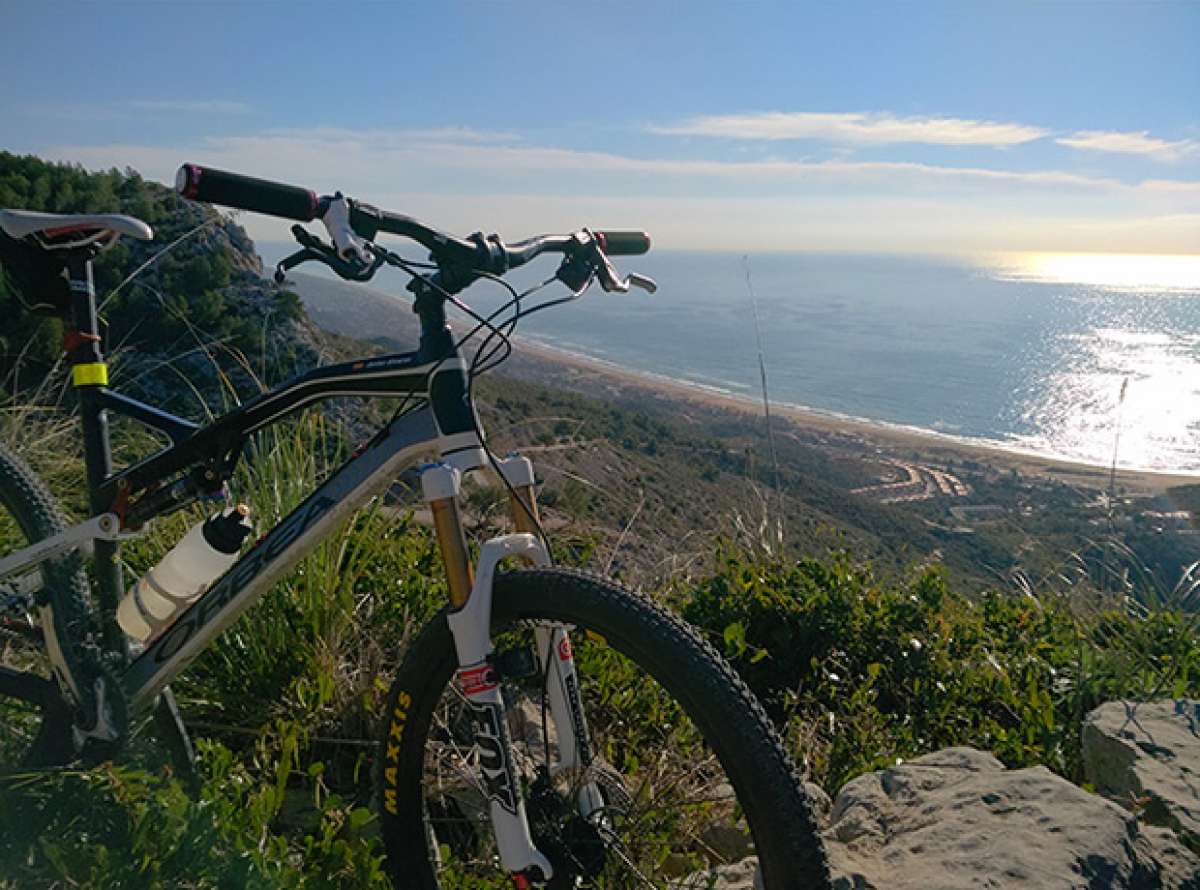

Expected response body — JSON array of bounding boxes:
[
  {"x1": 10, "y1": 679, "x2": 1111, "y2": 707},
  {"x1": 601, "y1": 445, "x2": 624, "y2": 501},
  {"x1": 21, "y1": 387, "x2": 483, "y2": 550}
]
[
  {"x1": 0, "y1": 443, "x2": 89, "y2": 769},
  {"x1": 378, "y1": 567, "x2": 831, "y2": 889}
]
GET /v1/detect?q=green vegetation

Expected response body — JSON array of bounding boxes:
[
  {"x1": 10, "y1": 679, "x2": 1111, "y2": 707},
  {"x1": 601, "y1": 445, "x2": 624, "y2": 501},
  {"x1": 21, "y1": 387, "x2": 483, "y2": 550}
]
[
  {"x1": 680, "y1": 550, "x2": 1200, "y2": 791},
  {"x1": 0, "y1": 739, "x2": 387, "y2": 889},
  {"x1": 3, "y1": 418, "x2": 1197, "y2": 886},
  {"x1": 2, "y1": 414, "x2": 436, "y2": 889}
]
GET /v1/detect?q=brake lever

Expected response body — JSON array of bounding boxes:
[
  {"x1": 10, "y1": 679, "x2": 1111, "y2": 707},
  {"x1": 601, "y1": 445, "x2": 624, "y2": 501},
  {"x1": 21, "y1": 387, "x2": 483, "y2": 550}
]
[
  {"x1": 274, "y1": 247, "x2": 322, "y2": 283},
  {"x1": 275, "y1": 225, "x2": 384, "y2": 283},
  {"x1": 555, "y1": 231, "x2": 658, "y2": 295},
  {"x1": 623, "y1": 272, "x2": 658, "y2": 294},
  {"x1": 593, "y1": 247, "x2": 657, "y2": 294}
]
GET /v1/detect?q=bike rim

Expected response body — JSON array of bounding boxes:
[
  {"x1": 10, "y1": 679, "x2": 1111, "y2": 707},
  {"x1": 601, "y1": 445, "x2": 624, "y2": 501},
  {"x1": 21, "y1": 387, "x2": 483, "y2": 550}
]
[
  {"x1": 0, "y1": 507, "x2": 53, "y2": 766},
  {"x1": 416, "y1": 620, "x2": 760, "y2": 889}
]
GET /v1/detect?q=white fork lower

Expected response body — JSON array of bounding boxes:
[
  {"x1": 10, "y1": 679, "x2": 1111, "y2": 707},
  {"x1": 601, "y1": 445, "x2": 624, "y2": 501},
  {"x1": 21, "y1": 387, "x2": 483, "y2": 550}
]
[
  {"x1": 422, "y1": 453, "x2": 605, "y2": 881},
  {"x1": 445, "y1": 531, "x2": 555, "y2": 880}
]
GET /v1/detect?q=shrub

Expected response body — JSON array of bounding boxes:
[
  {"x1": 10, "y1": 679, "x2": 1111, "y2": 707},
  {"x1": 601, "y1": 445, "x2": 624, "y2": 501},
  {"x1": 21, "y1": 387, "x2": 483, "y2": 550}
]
[{"x1": 680, "y1": 547, "x2": 1200, "y2": 790}]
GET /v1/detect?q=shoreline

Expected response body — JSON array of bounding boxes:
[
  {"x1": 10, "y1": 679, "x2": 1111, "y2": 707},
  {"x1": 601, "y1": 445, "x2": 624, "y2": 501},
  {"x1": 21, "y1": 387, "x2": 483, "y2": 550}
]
[{"x1": 511, "y1": 336, "x2": 1200, "y2": 496}]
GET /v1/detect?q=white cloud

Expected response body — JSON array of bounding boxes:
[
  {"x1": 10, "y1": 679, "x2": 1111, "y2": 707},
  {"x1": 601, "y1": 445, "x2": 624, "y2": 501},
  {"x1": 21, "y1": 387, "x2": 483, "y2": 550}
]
[
  {"x1": 1056, "y1": 130, "x2": 1199, "y2": 161},
  {"x1": 39, "y1": 129, "x2": 1156, "y2": 197},
  {"x1": 34, "y1": 127, "x2": 1200, "y2": 254},
  {"x1": 1141, "y1": 178, "x2": 1200, "y2": 196},
  {"x1": 268, "y1": 126, "x2": 520, "y2": 144},
  {"x1": 651, "y1": 111, "x2": 1048, "y2": 146},
  {"x1": 359, "y1": 195, "x2": 1200, "y2": 256},
  {"x1": 129, "y1": 100, "x2": 253, "y2": 115}
]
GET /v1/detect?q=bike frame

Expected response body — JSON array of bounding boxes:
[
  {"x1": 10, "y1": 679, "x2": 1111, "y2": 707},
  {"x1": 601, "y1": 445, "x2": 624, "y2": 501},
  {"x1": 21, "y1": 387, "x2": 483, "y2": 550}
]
[
  {"x1": 126, "y1": 394, "x2": 460, "y2": 707},
  {"x1": 1, "y1": 246, "x2": 592, "y2": 878}
]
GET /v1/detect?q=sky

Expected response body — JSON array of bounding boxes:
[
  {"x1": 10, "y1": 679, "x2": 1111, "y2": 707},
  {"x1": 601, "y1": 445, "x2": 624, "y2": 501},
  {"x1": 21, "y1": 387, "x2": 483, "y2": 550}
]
[{"x1": 2, "y1": 1, "x2": 1198, "y2": 255}]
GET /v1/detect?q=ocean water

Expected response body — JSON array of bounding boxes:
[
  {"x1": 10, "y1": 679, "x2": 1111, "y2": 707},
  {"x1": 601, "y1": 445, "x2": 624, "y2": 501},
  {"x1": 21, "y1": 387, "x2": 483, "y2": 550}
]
[{"x1": 261, "y1": 243, "x2": 1200, "y2": 474}]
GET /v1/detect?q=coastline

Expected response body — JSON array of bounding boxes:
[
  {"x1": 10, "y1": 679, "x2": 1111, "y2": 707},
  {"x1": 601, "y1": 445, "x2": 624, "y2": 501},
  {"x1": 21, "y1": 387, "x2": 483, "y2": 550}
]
[{"x1": 510, "y1": 336, "x2": 1200, "y2": 496}]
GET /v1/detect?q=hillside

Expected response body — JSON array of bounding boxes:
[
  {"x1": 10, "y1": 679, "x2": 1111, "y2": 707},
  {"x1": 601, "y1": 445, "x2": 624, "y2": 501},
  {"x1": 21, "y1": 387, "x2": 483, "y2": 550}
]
[
  {"x1": 288, "y1": 271, "x2": 1200, "y2": 596},
  {"x1": 0, "y1": 152, "x2": 318, "y2": 413},
  {"x1": 5, "y1": 149, "x2": 1190, "y2": 596}
]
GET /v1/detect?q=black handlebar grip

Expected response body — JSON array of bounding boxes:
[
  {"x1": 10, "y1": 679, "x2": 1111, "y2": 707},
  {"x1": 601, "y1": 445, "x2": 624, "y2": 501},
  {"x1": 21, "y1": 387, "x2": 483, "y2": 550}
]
[
  {"x1": 595, "y1": 230, "x2": 651, "y2": 256},
  {"x1": 175, "y1": 163, "x2": 320, "y2": 222}
]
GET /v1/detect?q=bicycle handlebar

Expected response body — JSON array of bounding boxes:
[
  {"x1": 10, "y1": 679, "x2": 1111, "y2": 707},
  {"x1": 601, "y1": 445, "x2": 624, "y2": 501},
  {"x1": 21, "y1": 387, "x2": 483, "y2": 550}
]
[
  {"x1": 177, "y1": 162, "x2": 649, "y2": 257},
  {"x1": 175, "y1": 163, "x2": 654, "y2": 296},
  {"x1": 176, "y1": 164, "x2": 320, "y2": 222},
  {"x1": 595, "y1": 231, "x2": 651, "y2": 256}
]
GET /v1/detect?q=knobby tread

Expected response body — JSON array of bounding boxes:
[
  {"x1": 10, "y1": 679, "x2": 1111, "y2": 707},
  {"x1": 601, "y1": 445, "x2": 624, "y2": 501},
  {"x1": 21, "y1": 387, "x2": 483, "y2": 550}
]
[
  {"x1": 378, "y1": 566, "x2": 832, "y2": 889},
  {"x1": 0, "y1": 442, "x2": 92, "y2": 765}
]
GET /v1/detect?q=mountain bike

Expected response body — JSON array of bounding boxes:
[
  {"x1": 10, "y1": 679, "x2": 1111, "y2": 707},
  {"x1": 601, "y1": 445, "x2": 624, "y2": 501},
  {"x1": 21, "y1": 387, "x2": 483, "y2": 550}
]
[{"x1": 0, "y1": 164, "x2": 831, "y2": 888}]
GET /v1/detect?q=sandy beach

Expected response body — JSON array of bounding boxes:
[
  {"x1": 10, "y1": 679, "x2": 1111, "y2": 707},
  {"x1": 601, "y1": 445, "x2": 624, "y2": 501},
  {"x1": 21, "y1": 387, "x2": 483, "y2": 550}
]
[{"x1": 510, "y1": 337, "x2": 1199, "y2": 497}]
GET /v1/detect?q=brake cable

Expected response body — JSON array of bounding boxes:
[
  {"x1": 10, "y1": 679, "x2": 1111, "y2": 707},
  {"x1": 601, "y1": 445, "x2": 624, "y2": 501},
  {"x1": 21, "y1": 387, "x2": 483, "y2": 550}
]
[
  {"x1": 367, "y1": 243, "x2": 568, "y2": 560},
  {"x1": 273, "y1": 224, "x2": 615, "y2": 561}
]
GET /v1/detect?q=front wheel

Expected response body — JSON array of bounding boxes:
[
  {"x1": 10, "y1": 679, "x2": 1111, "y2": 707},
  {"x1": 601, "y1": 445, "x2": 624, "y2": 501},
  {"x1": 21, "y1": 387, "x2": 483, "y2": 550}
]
[{"x1": 377, "y1": 567, "x2": 831, "y2": 889}]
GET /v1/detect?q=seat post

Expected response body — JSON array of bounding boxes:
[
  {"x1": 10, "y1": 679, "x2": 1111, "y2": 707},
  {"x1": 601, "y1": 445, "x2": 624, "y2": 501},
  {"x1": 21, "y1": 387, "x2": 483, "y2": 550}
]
[
  {"x1": 64, "y1": 251, "x2": 111, "y2": 500},
  {"x1": 64, "y1": 251, "x2": 126, "y2": 654},
  {"x1": 62, "y1": 253, "x2": 196, "y2": 776}
]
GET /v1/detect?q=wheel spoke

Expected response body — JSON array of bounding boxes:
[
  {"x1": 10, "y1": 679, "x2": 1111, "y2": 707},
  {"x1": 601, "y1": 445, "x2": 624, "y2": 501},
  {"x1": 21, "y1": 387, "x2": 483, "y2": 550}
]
[
  {"x1": 414, "y1": 628, "x2": 757, "y2": 884},
  {"x1": 376, "y1": 568, "x2": 829, "y2": 889}
]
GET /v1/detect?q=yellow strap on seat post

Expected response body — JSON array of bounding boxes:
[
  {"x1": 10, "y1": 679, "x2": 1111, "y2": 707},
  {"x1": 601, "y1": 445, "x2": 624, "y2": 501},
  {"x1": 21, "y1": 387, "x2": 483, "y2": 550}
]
[{"x1": 71, "y1": 362, "x2": 109, "y2": 387}]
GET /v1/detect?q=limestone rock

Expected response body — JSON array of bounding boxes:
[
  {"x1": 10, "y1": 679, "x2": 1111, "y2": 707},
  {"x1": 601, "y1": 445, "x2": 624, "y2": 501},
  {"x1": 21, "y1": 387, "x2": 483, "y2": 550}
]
[
  {"x1": 685, "y1": 857, "x2": 761, "y2": 889},
  {"x1": 821, "y1": 746, "x2": 1199, "y2": 889},
  {"x1": 1137, "y1": 826, "x2": 1200, "y2": 890},
  {"x1": 804, "y1": 780, "x2": 833, "y2": 826},
  {"x1": 1084, "y1": 699, "x2": 1200, "y2": 854}
]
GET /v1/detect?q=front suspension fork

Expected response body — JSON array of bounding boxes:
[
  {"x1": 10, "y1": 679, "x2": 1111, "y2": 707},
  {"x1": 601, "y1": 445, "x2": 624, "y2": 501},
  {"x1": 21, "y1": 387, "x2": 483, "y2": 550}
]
[
  {"x1": 495, "y1": 456, "x2": 599, "y2": 791},
  {"x1": 419, "y1": 455, "x2": 598, "y2": 882}
]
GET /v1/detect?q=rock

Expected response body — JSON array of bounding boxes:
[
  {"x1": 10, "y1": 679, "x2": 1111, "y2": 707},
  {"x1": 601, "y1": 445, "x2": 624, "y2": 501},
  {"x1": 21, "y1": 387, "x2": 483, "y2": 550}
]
[
  {"x1": 693, "y1": 781, "x2": 755, "y2": 864},
  {"x1": 1137, "y1": 826, "x2": 1200, "y2": 890},
  {"x1": 804, "y1": 780, "x2": 833, "y2": 827},
  {"x1": 822, "y1": 746, "x2": 1199, "y2": 889},
  {"x1": 1084, "y1": 699, "x2": 1200, "y2": 854},
  {"x1": 701, "y1": 819, "x2": 755, "y2": 865},
  {"x1": 684, "y1": 857, "x2": 761, "y2": 889}
]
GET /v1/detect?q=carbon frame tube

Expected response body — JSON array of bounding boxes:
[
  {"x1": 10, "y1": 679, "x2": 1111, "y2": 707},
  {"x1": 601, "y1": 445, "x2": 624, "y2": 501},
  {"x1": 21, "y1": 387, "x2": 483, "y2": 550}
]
[
  {"x1": 123, "y1": 405, "x2": 445, "y2": 708},
  {"x1": 94, "y1": 353, "x2": 446, "y2": 506},
  {"x1": 97, "y1": 390, "x2": 199, "y2": 446}
]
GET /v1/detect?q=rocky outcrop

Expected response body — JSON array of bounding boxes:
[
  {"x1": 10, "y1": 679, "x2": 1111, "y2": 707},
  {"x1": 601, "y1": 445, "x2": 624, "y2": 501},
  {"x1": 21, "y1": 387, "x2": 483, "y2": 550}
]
[
  {"x1": 695, "y1": 858, "x2": 760, "y2": 889},
  {"x1": 820, "y1": 747, "x2": 1198, "y2": 889},
  {"x1": 113, "y1": 275, "x2": 325, "y2": 412},
  {"x1": 1084, "y1": 700, "x2": 1200, "y2": 855},
  {"x1": 109, "y1": 199, "x2": 337, "y2": 421},
  {"x1": 697, "y1": 702, "x2": 1200, "y2": 889}
]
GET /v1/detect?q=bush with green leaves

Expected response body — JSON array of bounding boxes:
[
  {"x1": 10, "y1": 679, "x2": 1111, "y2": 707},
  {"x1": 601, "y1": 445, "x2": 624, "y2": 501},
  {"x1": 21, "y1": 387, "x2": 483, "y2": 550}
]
[{"x1": 679, "y1": 547, "x2": 1200, "y2": 790}]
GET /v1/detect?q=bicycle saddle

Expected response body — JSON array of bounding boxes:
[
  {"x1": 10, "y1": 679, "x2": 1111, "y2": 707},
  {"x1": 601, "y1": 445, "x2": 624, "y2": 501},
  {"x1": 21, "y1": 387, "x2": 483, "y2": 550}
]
[{"x1": 0, "y1": 209, "x2": 153, "y2": 250}]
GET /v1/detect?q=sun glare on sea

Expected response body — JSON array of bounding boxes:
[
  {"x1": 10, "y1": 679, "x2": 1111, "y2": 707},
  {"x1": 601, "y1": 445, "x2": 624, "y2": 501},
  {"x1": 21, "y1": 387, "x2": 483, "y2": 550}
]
[
  {"x1": 995, "y1": 253, "x2": 1200, "y2": 291},
  {"x1": 990, "y1": 249, "x2": 1200, "y2": 472}
]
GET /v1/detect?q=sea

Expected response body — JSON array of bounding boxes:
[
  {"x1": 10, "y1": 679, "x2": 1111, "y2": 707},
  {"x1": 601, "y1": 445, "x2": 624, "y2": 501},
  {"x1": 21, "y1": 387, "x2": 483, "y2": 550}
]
[{"x1": 258, "y1": 243, "x2": 1200, "y2": 475}]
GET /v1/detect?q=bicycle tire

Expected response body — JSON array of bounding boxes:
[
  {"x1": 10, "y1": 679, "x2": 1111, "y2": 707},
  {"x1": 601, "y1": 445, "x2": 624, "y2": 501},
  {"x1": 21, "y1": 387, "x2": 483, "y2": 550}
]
[
  {"x1": 377, "y1": 567, "x2": 831, "y2": 889},
  {"x1": 0, "y1": 442, "x2": 90, "y2": 768}
]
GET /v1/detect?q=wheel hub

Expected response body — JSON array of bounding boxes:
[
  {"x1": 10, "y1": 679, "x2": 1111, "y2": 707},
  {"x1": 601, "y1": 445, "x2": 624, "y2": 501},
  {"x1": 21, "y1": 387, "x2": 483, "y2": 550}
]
[{"x1": 528, "y1": 773, "x2": 609, "y2": 886}]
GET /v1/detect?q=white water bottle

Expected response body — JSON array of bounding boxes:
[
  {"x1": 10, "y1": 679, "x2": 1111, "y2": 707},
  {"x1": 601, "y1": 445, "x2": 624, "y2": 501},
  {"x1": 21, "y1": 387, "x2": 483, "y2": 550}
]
[{"x1": 117, "y1": 504, "x2": 253, "y2": 642}]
